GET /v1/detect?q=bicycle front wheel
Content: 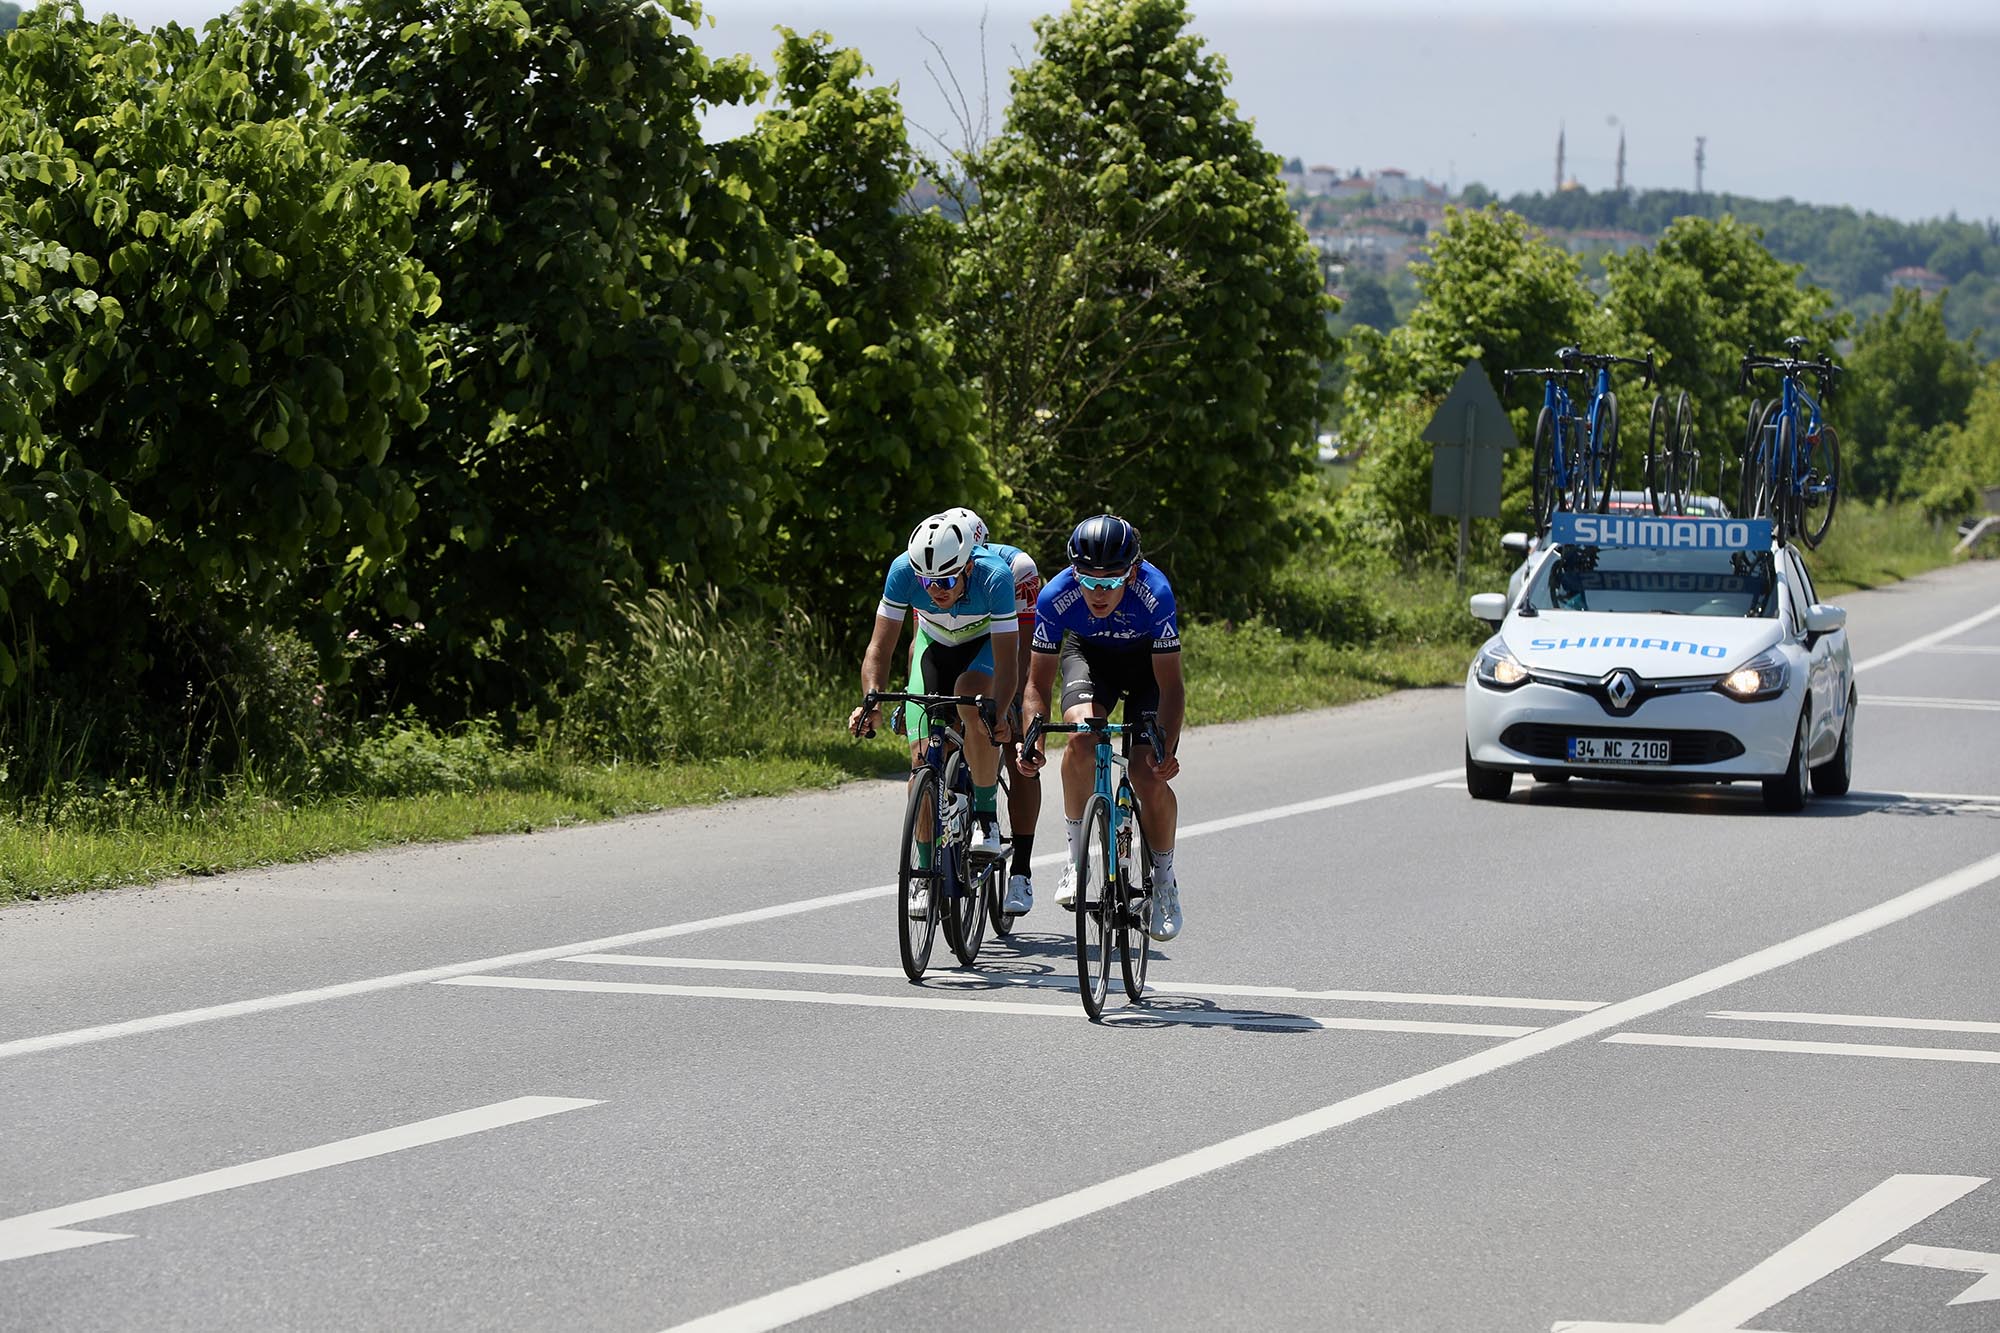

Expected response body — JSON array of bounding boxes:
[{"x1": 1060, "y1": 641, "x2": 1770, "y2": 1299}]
[
  {"x1": 1586, "y1": 392, "x2": 1618, "y2": 512},
  {"x1": 1644, "y1": 394, "x2": 1668, "y2": 515},
  {"x1": 896, "y1": 767, "x2": 941, "y2": 982},
  {"x1": 1074, "y1": 792, "x2": 1115, "y2": 1021},
  {"x1": 1798, "y1": 424, "x2": 1840, "y2": 549},
  {"x1": 939, "y1": 753, "x2": 986, "y2": 968},
  {"x1": 1668, "y1": 389, "x2": 1695, "y2": 514},
  {"x1": 1739, "y1": 401, "x2": 1779, "y2": 521},
  {"x1": 1116, "y1": 780, "x2": 1150, "y2": 1002},
  {"x1": 1531, "y1": 406, "x2": 1556, "y2": 532}
]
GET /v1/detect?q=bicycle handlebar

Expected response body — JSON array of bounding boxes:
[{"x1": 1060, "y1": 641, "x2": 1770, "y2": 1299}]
[
  {"x1": 855, "y1": 690, "x2": 995, "y2": 741},
  {"x1": 1506, "y1": 349, "x2": 1656, "y2": 389},
  {"x1": 1739, "y1": 346, "x2": 1843, "y2": 396},
  {"x1": 1020, "y1": 711, "x2": 1166, "y2": 768}
]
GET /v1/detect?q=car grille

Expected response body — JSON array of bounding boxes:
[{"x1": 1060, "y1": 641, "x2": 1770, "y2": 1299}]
[{"x1": 1499, "y1": 724, "x2": 1746, "y2": 765}]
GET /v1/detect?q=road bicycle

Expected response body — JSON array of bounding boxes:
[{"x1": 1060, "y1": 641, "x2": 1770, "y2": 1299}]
[
  {"x1": 1505, "y1": 346, "x2": 1655, "y2": 531},
  {"x1": 1643, "y1": 387, "x2": 1697, "y2": 516},
  {"x1": 1022, "y1": 712, "x2": 1165, "y2": 1022},
  {"x1": 857, "y1": 690, "x2": 1007, "y2": 980},
  {"x1": 1740, "y1": 338, "x2": 1843, "y2": 547}
]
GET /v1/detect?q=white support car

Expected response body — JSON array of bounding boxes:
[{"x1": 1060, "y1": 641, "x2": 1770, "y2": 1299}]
[{"x1": 1463, "y1": 513, "x2": 1856, "y2": 812}]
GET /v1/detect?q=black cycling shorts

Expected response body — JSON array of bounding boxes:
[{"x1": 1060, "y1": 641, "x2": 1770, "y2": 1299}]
[{"x1": 1057, "y1": 635, "x2": 1160, "y2": 719}]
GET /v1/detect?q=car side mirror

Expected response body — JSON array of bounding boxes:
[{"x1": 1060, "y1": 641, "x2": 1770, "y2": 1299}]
[
  {"x1": 1804, "y1": 603, "x2": 1846, "y2": 635},
  {"x1": 1470, "y1": 592, "x2": 1508, "y2": 627},
  {"x1": 1501, "y1": 531, "x2": 1530, "y2": 558}
]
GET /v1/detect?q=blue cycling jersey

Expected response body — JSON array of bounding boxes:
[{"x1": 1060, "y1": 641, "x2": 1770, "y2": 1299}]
[
  {"x1": 1031, "y1": 560, "x2": 1181, "y2": 655},
  {"x1": 879, "y1": 549, "x2": 1017, "y2": 647}
]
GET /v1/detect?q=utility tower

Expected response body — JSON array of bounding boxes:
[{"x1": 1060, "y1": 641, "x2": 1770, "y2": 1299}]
[
  {"x1": 1695, "y1": 136, "x2": 1706, "y2": 194},
  {"x1": 1616, "y1": 130, "x2": 1626, "y2": 192},
  {"x1": 1556, "y1": 124, "x2": 1565, "y2": 194}
]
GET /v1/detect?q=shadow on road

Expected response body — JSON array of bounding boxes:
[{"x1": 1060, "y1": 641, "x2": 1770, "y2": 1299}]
[
  {"x1": 916, "y1": 933, "x2": 1317, "y2": 1034},
  {"x1": 1510, "y1": 782, "x2": 1997, "y2": 819}
]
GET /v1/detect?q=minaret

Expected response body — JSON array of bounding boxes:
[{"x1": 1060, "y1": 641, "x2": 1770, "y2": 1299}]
[
  {"x1": 1695, "y1": 136, "x2": 1706, "y2": 194},
  {"x1": 1556, "y1": 124, "x2": 1566, "y2": 194},
  {"x1": 1616, "y1": 130, "x2": 1626, "y2": 192}
]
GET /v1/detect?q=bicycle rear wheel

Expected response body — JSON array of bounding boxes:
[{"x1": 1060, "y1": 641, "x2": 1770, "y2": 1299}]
[
  {"x1": 939, "y1": 753, "x2": 986, "y2": 967},
  {"x1": 1775, "y1": 412, "x2": 1799, "y2": 540},
  {"x1": 1798, "y1": 424, "x2": 1840, "y2": 549},
  {"x1": 1074, "y1": 792, "x2": 1115, "y2": 1021},
  {"x1": 1668, "y1": 390, "x2": 1696, "y2": 514},
  {"x1": 897, "y1": 767, "x2": 941, "y2": 982},
  {"x1": 1739, "y1": 401, "x2": 1780, "y2": 521},
  {"x1": 1116, "y1": 780, "x2": 1150, "y2": 1002},
  {"x1": 1531, "y1": 406, "x2": 1556, "y2": 532}
]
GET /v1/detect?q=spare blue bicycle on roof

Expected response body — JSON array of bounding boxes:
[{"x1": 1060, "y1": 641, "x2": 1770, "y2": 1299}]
[
  {"x1": 1504, "y1": 346, "x2": 1656, "y2": 533},
  {"x1": 1739, "y1": 338, "x2": 1842, "y2": 548}
]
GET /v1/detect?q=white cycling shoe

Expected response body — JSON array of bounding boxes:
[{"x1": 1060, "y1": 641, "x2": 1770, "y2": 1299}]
[
  {"x1": 905, "y1": 884, "x2": 931, "y2": 920},
  {"x1": 969, "y1": 816, "x2": 1004, "y2": 861},
  {"x1": 1055, "y1": 860, "x2": 1079, "y2": 910},
  {"x1": 1003, "y1": 874, "x2": 1034, "y2": 915},
  {"x1": 1147, "y1": 875, "x2": 1183, "y2": 941}
]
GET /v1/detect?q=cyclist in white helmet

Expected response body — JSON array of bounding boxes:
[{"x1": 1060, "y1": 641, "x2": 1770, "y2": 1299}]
[
  {"x1": 850, "y1": 514, "x2": 1019, "y2": 913},
  {"x1": 899, "y1": 507, "x2": 1044, "y2": 916}
]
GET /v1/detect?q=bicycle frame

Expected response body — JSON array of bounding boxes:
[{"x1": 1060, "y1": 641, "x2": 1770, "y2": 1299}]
[{"x1": 1743, "y1": 349, "x2": 1837, "y2": 532}]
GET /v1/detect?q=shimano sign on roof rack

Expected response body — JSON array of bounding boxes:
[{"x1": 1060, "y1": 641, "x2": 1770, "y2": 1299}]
[{"x1": 1550, "y1": 512, "x2": 1774, "y2": 551}]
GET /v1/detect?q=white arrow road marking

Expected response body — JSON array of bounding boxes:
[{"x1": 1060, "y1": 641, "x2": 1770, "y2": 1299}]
[
  {"x1": 0, "y1": 1096, "x2": 599, "y2": 1263},
  {"x1": 438, "y1": 976, "x2": 1540, "y2": 1037},
  {"x1": 1883, "y1": 1244, "x2": 2000, "y2": 1304},
  {"x1": 1554, "y1": 1174, "x2": 1987, "y2": 1332},
  {"x1": 561, "y1": 954, "x2": 1607, "y2": 1012}
]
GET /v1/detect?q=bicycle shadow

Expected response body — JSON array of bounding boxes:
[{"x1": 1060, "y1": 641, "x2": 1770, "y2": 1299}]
[{"x1": 921, "y1": 934, "x2": 1318, "y2": 1035}]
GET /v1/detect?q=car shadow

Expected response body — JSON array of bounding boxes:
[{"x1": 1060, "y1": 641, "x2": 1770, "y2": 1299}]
[{"x1": 1507, "y1": 781, "x2": 1994, "y2": 819}]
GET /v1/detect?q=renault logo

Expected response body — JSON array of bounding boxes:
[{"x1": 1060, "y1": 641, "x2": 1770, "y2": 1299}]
[{"x1": 1605, "y1": 670, "x2": 1638, "y2": 711}]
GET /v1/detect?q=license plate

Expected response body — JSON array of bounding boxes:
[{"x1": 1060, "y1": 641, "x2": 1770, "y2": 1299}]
[{"x1": 1566, "y1": 736, "x2": 1671, "y2": 764}]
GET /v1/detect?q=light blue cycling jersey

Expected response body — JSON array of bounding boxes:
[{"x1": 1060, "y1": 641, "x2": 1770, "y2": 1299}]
[{"x1": 878, "y1": 548, "x2": 1018, "y2": 647}]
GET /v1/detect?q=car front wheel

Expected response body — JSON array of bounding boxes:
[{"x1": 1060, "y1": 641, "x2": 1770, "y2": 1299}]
[
  {"x1": 1467, "y1": 744, "x2": 1512, "y2": 802},
  {"x1": 1762, "y1": 707, "x2": 1811, "y2": 813}
]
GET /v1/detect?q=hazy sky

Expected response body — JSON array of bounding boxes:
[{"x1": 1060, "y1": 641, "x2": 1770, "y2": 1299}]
[{"x1": 74, "y1": 0, "x2": 2000, "y2": 222}]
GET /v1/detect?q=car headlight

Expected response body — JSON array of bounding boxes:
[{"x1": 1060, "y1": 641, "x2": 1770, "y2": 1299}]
[
  {"x1": 1474, "y1": 639, "x2": 1529, "y2": 690},
  {"x1": 1717, "y1": 650, "x2": 1789, "y2": 701}
]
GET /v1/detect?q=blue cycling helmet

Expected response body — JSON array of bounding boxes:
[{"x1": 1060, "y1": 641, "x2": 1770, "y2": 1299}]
[{"x1": 1068, "y1": 514, "x2": 1140, "y2": 573}]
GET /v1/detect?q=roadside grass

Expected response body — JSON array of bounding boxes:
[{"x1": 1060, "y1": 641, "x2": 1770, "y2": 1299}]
[
  {"x1": 0, "y1": 504, "x2": 1961, "y2": 904},
  {"x1": 1805, "y1": 500, "x2": 1966, "y2": 594}
]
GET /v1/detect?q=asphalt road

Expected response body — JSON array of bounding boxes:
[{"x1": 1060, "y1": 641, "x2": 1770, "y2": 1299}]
[{"x1": 4, "y1": 558, "x2": 1999, "y2": 1332}]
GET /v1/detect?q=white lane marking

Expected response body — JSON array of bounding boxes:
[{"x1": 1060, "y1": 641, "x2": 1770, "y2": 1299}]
[
  {"x1": 1867, "y1": 695, "x2": 2000, "y2": 712},
  {"x1": 0, "y1": 1096, "x2": 598, "y2": 1263},
  {"x1": 1882, "y1": 1244, "x2": 2000, "y2": 1305},
  {"x1": 562, "y1": 954, "x2": 1608, "y2": 1013},
  {"x1": 1854, "y1": 600, "x2": 2000, "y2": 672},
  {"x1": 1554, "y1": 1174, "x2": 1988, "y2": 1331},
  {"x1": 1925, "y1": 644, "x2": 2000, "y2": 655},
  {"x1": 1, "y1": 768, "x2": 1458, "y2": 1064},
  {"x1": 1667, "y1": 1175, "x2": 1987, "y2": 1329},
  {"x1": 659, "y1": 849, "x2": 2000, "y2": 1333},
  {"x1": 1839, "y1": 789, "x2": 2000, "y2": 807},
  {"x1": 437, "y1": 976, "x2": 1539, "y2": 1038},
  {"x1": 1604, "y1": 1033, "x2": 2000, "y2": 1066},
  {"x1": 1712, "y1": 1009, "x2": 2000, "y2": 1036}
]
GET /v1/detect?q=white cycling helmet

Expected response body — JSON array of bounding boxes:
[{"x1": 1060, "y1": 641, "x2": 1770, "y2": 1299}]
[
  {"x1": 906, "y1": 513, "x2": 975, "y2": 579},
  {"x1": 940, "y1": 506, "x2": 988, "y2": 549}
]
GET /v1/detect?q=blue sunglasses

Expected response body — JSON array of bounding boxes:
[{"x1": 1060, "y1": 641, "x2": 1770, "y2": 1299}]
[
  {"x1": 919, "y1": 573, "x2": 960, "y2": 592},
  {"x1": 1074, "y1": 568, "x2": 1129, "y2": 591}
]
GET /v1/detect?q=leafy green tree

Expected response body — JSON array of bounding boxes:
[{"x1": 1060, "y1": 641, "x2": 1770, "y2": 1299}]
[
  {"x1": 328, "y1": 0, "x2": 819, "y2": 714},
  {"x1": 1605, "y1": 214, "x2": 1845, "y2": 498},
  {"x1": 0, "y1": 3, "x2": 434, "y2": 723},
  {"x1": 1337, "y1": 271, "x2": 1393, "y2": 332},
  {"x1": 752, "y1": 30, "x2": 997, "y2": 618},
  {"x1": 1337, "y1": 206, "x2": 1595, "y2": 560},
  {"x1": 1910, "y1": 361, "x2": 2000, "y2": 520},
  {"x1": 947, "y1": 0, "x2": 1334, "y2": 598},
  {"x1": 1843, "y1": 287, "x2": 1982, "y2": 498}
]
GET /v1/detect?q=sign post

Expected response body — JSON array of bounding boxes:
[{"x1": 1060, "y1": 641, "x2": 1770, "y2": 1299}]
[{"x1": 1424, "y1": 359, "x2": 1520, "y2": 590}]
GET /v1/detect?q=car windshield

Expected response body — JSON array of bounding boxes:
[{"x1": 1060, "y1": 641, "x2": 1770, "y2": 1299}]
[{"x1": 1526, "y1": 545, "x2": 1777, "y2": 617}]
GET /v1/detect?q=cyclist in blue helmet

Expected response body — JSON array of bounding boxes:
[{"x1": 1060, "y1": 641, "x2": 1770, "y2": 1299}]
[{"x1": 1018, "y1": 513, "x2": 1186, "y2": 941}]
